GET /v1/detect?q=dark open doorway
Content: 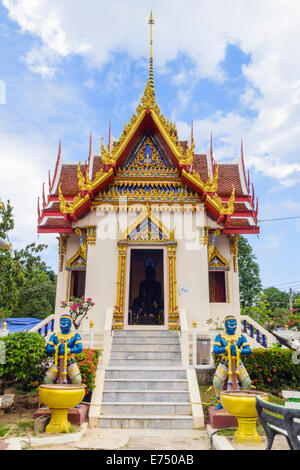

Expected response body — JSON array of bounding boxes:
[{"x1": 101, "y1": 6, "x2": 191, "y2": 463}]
[{"x1": 128, "y1": 249, "x2": 164, "y2": 326}]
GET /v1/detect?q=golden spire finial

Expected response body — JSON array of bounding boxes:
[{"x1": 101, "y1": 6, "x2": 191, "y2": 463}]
[{"x1": 148, "y1": 11, "x2": 155, "y2": 94}]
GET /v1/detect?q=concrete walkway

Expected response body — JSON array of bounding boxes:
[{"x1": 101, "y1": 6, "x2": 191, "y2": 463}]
[{"x1": 33, "y1": 428, "x2": 210, "y2": 451}]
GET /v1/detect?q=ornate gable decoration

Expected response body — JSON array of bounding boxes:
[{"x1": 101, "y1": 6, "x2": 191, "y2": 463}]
[
  {"x1": 65, "y1": 248, "x2": 87, "y2": 271},
  {"x1": 208, "y1": 250, "x2": 230, "y2": 271},
  {"x1": 208, "y1": 229, "x2": 230, "y2": 271},
  {"x1": 65, "y1": 229, "x2": 87, "y2": 270},
  {"x1": 101, "y1": 81, "x2": 195, "y2": 169},
  {"x1": 119, "y1": 205, "x2": 174, "y2": 242},
  {"x1": 120, "y1": 135, "x2": 171, "y2": 177}
]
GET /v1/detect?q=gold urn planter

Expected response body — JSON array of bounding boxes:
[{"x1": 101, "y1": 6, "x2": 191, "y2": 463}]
[
  {"x1": 39, "y1": 384, "x2": 85, "y2": 433},
  {"x1": 220, "y1": 390, "x2": 269, "y2": 444}
]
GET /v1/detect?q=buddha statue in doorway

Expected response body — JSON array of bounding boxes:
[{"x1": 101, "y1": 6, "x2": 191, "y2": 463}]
[{"x1": 131, "y1": 259, "x2": 163, "y2": 323}]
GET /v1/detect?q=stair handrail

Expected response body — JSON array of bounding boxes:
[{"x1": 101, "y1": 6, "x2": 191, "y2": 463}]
[
  {"x1": 29, "y1": 314, "x2": 55, "y2": 339},
  {"x1": 102, "y1": 307, "x2": 114, "y2": 367},
  {"x1": 240, "y1": 314, "x2": 276, "y2": 348},
  {"x1": 179, "y1": 308, "x2": 190, "y2": 366}
]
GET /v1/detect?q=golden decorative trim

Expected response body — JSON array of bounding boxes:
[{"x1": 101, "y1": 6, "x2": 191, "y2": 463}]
[
  {"x1": 57, "y1": 235, "x2": 69, "y2": 271},
  {"x1": 90, "y1": 203, "x2": 203, "y2": 213},
  {"x1": 228, "y1": 234, "x2": 239, "y2": 272},
  {"x1": 226, "y1": 271, "x2": 230, "y2": 303},
  {"x1": 59, "y1": 184, "x2": 90, "y2": 214},
  {"x1": 167, "y1": 241, "x2": 179, "y2": 330},
  {"x1": 113, "y1": 207, "x2": 179, "y2": 330},
  {"x1": 199, "y1": 227, "x2": 209, "y2": 246},
  {"x1": 118, "y1": 204, "x2": 175, "y2": 242},
  {"x1": 213, "y1": 185, "x2": 236, "y2": 215},
  {"x1": 100, "y1": 78, "x2": 194, "y2": 169},
  {"x1": 86, "y1": 226, "x2": 97, "y2": 245},
  {"x1": 65, "y1": 229, "x2": 87, "y2": 270},
  {"x1": 78, "y1": 163, "x2": 93, "y2": 191},
  {"x1": 208, "y1": 229, "x2": 230, "y2": 269},
  {"x1": 182, "y1": 166, "x2": 219, "y2": 195},
  {"x1": 58, "y1": 168, "x2": 114, "y2": 214}
]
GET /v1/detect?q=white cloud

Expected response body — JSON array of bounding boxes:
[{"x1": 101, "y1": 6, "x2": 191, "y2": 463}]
[
  {"x1": 0, "y1": 132, "x2": 55, "y2": 246},
  {"x1": 3, "y1": 0, "x2": 300, "y2": 186}
]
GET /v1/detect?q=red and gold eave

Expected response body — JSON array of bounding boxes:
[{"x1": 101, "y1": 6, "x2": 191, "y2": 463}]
[{"x1": 37, "y1": 82, "x2": 259, "y2": 236}]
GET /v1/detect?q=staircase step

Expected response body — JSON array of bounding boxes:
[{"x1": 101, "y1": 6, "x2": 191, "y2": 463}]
[
  {"x1": 110, "y1": 351, "x2": 181, "y2": 360},
  {"x1": 113, "y1": 337, "x2": 180, "y2": 345},
  {"x1": 102, "y1": 390, "x2": 190, "y2": 402},
  {"x1": 105, "y1": 368, "x2": 187, "y2": 380},
  {"x1": 101, "y1": 402, "x2": 191, "y2": 414},
  {"x1": 98, "y1": 329, "x2": 195, "y2": 429},
  {"x1": 113, "y1": 330, "x2": 179, "y2": 337},
  {"x1": 99, "y1": 415, "x2": 194, "y2": 429},
  {"x1": 103, "y1": 379, "x2": 188, "y2": 390},
  {"x1": 110, "y1": 359, "x2": 182, "y2": 366},
  {"x1": 111, "y1": 343, "x2": 181, "y2": 352}
]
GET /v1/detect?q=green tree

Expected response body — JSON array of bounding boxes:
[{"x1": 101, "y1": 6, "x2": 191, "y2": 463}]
[
  {"x1": 242, "y1": 294, "x2": 272, "y2": 326},
  {"x1": 238, "y1": 235, "x2": 262, "y2": 308},
  {"x1": 263, "y1": 287, "x2": 289, "y2": 311},
  {"x1": 0, "y1": 200, "x2": 20, "y2": 313},
  {"x1": 0, "y1": 200, "x2": 56, "y2": 319}
]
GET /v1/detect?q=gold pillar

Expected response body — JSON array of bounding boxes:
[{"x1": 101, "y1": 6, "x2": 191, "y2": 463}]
[
  {"x1": 113, "y1": 241, "x2": 127, "y2": 329},
  {"x1": 199, "y1": 226, "x2": 209, "y2": 245},
  {"x1": 58, "y1": 235, "x2": 69, "y2": 272},
  {"x1": 229, "y1": 235, "x2": 239, "y2": 272},
  {"x1": 167, "y1": 240, "x2": 179, "y2": 330},
  {"x1": 86, "y1": 226, "x2": 97, "y2": 245}
]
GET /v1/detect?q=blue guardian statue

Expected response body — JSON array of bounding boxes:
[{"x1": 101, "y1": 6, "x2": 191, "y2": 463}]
[
  {"x1": 44, "y1": 313, "x2": 83, "y2": 385},
  {"x1": 213, "y1": 315, "x2": 252, "y2": 410}
]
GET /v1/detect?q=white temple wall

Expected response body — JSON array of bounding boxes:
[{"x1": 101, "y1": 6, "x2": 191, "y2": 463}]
[
  {"x1": 54, "y1": 208, "x2": 242, "y2": 331},
  {"x1": 54, "y1": 233, "x2": 81, "y2": 328}
]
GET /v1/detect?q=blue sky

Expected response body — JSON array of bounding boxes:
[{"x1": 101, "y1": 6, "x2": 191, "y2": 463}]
[{"x1": 1, "y1": 0, "x2": 300, "y2": 293}]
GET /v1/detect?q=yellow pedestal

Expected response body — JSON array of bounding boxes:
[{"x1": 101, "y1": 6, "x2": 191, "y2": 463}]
[
  {"x1": 39, "y1": 384, "x2": 85, "y2": 434},
  {"x1": 220, "y1": 390, "x2": 269, "y2": 445},
  {"x1": 235, "y1": 417, "x2": 261, "y2": 444}
]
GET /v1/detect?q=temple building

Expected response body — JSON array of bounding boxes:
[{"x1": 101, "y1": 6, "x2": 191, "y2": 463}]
[
  {"x1": 37, "y1": 33, "x2": 259, "y2": 333},
  {"x1": 37, "y1": 14, "x2": 261, "y2": 428}
]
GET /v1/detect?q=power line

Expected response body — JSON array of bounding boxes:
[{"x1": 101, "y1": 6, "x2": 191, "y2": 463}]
[
  {"x1": 258, "y1": 216, "x2": 300, "y2": 223},
  {"x1": 266, "y1": 280, "x2": 300, "y2": 287}
]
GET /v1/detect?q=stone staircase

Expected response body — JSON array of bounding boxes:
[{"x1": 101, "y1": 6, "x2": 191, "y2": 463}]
[{"x1": 99, "y1": 330, "x2": 194, "y2": 429}]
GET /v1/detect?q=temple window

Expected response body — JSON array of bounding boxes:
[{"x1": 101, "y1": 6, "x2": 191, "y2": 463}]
[
  {"x1": 70, "y1": 270, "x2": 86, "y2": 299},
  {"x1": 65, "y1": 238, "x2": 87, "y2": 301},
  {"x1": 208, "y1": 250, "x2": 230, "y2": 303},
  {"x1": 209, "y1": 271, "x2": 226, "y2": 303}
]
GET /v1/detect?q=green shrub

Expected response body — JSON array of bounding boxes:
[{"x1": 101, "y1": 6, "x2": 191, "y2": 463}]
[
  {"x1": 214, "y1": 348, "x2": 300, "y2": 394},
  {"x1": 76, "y1": 348, "x2": 101, "y2": 394},
  {"x1": 242, "y1": 348, "x2": 300, "y2": 393},
  {"x1": 0, "y1": 332, "x2": 47, "y2": 392}
]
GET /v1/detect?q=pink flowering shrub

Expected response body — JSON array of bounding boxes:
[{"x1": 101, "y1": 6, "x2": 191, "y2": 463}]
[{"x1": 60, "y1": 297, "x2": 95, "y2": 329}]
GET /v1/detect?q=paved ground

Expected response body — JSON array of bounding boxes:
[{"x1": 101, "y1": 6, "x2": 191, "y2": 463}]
[
  {"x1": 32, "y1": 428, "x2": 210, "y2": 451},
  {"x1": 230, "y1": 434, "x2": 290, "y2": 451},
  {"x1": 29, "y1": 427, "x2": 293, "y2": 451}
]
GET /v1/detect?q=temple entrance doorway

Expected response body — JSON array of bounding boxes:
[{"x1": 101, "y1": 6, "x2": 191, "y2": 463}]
[{"x1": 126, "y1": 248, "x2": 166, "y2": 327}]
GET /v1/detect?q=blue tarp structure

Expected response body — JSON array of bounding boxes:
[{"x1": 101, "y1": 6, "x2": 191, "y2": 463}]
[{"x1": 3, "y1": 318, "x2": 41, "y2": 334}]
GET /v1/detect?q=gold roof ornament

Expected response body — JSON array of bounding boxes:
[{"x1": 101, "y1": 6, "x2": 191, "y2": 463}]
[
  {"x1": 148, "y1": 11, "x2": 155, "y2": 94},
  {"x1": 77, "y1": 162, "x2": 93, "y2": 191},
  {"x1": 55, "y1": 14, "x2": 235, "y2": 226}
]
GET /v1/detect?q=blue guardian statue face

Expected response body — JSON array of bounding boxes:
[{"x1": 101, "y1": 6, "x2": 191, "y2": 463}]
[
  {"x1": 225, "y1": 316, "x2": 237, "y2": 335},
  {"x1": 59, "y1": 315, "x2": 72, "y2": 334}
]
